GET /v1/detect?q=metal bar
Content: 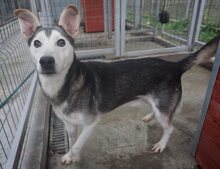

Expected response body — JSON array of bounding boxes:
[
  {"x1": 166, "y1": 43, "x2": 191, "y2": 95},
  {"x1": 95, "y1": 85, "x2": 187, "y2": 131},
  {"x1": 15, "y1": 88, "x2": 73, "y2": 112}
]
[
  {"x1": 134, "y1": 0, "x2": 141, "y2": 30},
  {"x1": 185, "y1": 0, "x2": 191, "y2": 18},
  {"x1": 5, "y1": 103, "x2": 17, "y2": 132},
  {"x1": 125, "y1": 46, "x2": 188, "y2": 57},
  {"x1": 0, "y1": 119, "x2": 11, "y2": 148},
  {"x1": 39, "y1": 0, "x2": 47, "y2": 26},
  {"x1": 1, "y1": 105, "x2": 15, "y2": 139},
  {"x1": 114, "y1": 0, "x2": 120, "y2": 57},
  {"x1": 0, "y1": 70, "x2": 35, "y2": 109},
  {"x1": 76, "y1": 48, "x2": 114, "y2": 58},
  {"x1": 195, "y1": 40, "x2": 205, "y2": 46},
  {"x1": 39, "y1": 0, "x2": 52, "y2": 26},
  {"x1": 5, "y1": 72, "x2": 38, "y2": 169},
  {"x1": 120, "y1": 0, "x2": 127, "y2": 57},
  {"x1": 1, "y1": 107, "x2": 15, "y2": 139},
  {"x1": 162, "y1": 31, "x2": 187, "y2": 44},
  {"x1": 187, "y1": 0, "x2": 199, "y2": 49},
  {"x1": 192, "y1": 40, "x2": 220, "y2": 156},
  {"x1": 194, "y1": 0, "x2": 206, "y2": 41},
  {"x1": 0, "y1": 140, "x2": 7, "y2": 161},
  {"x1": 44, "y1": 0, "x2": 52, "y2": 26},
  {"x1": 18, "y1": 89, "x2": 50, "y2": 169},
  {"x1": 154, "y1": 0, "x2": 160, "y2": 35},
  {"x1": 30, "y1": 0, "x2": 38, "y2": 17},
  {"x1": 104, "y1": 0, "x2": 108, "y2": 33},
  {"x1": 107, "y1": 0, "x2": 112, "y2": 38}
]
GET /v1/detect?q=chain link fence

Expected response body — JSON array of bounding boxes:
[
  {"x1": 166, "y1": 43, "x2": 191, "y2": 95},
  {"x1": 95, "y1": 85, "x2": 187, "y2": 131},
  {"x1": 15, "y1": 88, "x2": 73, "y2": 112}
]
[
  {"x1": 0, "y1": 1, "x2": 35, "y2": 168},
  {"x1": 125, "y1": 0, "x2": 220, "y2": 53}
]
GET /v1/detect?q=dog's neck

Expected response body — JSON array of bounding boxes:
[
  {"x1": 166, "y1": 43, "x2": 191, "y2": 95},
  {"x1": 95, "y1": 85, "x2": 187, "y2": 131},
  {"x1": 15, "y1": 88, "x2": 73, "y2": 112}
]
[{"x1": 38, "y1": 54, "x2": 83, "y2": 105}]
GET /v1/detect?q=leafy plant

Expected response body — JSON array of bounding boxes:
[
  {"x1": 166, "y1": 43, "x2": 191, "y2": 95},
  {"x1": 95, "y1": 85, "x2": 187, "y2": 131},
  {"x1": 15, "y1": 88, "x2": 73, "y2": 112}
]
[
  {"x1": 126, "y1": 12, "x2": 219, "y2": 43},
  {"x1": 199, "y1": 24, "x2": 220, "y2": 42}
]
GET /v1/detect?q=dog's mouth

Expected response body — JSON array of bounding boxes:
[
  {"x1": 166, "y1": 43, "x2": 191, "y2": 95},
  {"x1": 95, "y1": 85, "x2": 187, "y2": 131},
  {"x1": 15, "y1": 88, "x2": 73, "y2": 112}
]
[{"x1": 40, "y1": 68, "x2": 56, "y2": 75}]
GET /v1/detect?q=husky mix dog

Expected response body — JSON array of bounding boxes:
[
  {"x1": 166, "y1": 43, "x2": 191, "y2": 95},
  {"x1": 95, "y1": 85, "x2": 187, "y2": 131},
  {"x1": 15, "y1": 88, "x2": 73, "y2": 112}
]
[{"x1": 15, "y1": 5, "x2": 219, "y2": 165}]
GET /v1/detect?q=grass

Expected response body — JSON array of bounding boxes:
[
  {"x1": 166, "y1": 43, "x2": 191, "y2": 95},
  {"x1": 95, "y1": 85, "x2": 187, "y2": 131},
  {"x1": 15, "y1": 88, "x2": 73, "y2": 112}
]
[
  {"x1": 198, "y1": 24, "x2": 220, "y2": 42},
  {"x1": 162, "y1": 19, "x2": 189, "y2": 37}
]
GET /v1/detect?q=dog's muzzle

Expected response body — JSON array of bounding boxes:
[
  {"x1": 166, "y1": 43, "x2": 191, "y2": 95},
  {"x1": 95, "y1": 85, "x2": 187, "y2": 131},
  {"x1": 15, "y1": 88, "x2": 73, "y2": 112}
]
[{"x1": 39, "y1": 56, "x2": 55, "y2": 74}]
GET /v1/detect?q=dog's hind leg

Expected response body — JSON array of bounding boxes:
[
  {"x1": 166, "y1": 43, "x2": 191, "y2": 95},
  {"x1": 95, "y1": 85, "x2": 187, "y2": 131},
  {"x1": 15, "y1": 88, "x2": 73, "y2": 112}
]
[
  {"x1": 151, "y1": 94, "x2": 181, "y2": 152},
  {"x1": 149, "y1": 83, "x2": 182, "y2": 153},
  {"x1": 151, "y1": 109, "x2": 174, "y2": 153}
]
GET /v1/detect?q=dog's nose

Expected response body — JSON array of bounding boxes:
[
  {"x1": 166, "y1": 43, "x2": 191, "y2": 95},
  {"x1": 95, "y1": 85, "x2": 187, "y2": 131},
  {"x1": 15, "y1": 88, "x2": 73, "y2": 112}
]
[{"x1": 39, "y1": 56, "x2": 55, "y2": 69}]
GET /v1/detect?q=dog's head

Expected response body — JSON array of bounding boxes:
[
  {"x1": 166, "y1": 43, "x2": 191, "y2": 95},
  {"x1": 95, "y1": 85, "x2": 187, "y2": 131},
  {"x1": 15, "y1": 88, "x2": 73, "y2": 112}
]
[{"x1": 15, "y1": 5, "x2": 80, "y2": 75}]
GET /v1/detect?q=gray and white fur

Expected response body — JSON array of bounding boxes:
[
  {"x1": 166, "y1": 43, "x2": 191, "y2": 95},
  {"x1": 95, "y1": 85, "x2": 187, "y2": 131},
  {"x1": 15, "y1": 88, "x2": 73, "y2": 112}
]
[{"x1": 15, "y1": 5, "x2": 220, "y2": 165}]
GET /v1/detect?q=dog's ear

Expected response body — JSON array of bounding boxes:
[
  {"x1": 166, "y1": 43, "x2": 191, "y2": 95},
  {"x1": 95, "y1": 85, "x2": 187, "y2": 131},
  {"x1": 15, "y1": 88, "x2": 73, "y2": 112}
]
[
  {"x1": 14, "y1": 9, "x2": 40, "y2": 39},
  {"x1": 58, "y1": 5, "x2": 80, "y2": 38}
]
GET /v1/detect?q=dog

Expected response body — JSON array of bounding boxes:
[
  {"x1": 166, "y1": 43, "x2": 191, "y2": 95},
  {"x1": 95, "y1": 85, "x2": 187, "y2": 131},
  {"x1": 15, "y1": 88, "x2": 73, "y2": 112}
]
[{"x1": 15, "y1": 5, "x2": 220, "y2": 165}]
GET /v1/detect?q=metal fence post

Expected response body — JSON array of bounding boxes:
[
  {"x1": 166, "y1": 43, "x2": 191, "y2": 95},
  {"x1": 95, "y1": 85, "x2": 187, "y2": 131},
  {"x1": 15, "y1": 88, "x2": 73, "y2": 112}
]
[
  {"x1": 192, "y1": 40, "x2": 220, "y2": 156},
  {"x1": 195, "y1": 0, "x2": 206, "y2": 42},
  {"x1": 120, "y1": 0, "x2": 127, "y2": 57},
  {"x1": 154, "y1": 0, "x2": 160, "y2": 35},
  {"x1": 39, "y1": 0, "x2": 52, "y2": 26},
  {"x1": 187, "y1": 0, "x2": 199, "y2": 50},
  {"x1": 114, "y1": 0, "x2": 120, "y2": 57},
  {"x1": 107, "y1": 0, "x2": 112, "y2": 39},
  {"x1": 30, "y1": 0, "x2": 38, "y2": 17},
  {"x1": 5, "y1": 73, "x2": 38, "y2": 169},
  {"x1": 134, "y1": 0, "x2": 142, "y2": 30},
  {"x1": 104, "y1": 0, "x2": 108, "y2": 33},
  {"x1": 185, "y1": 0, "x2": 191, "y2": 19}
]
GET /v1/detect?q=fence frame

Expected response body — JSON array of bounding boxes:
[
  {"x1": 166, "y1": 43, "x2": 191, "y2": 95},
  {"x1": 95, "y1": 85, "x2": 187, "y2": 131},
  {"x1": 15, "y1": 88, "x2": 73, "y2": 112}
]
[
  {"x1": 34, "y1": 0, "x2": 205, "y2": 58},
  {"x1": 5, "y1": 73, "x2": 38, "y2": 169},
  {"x1": 192, "y1": 40, "x2": 220, "y2": 156}
]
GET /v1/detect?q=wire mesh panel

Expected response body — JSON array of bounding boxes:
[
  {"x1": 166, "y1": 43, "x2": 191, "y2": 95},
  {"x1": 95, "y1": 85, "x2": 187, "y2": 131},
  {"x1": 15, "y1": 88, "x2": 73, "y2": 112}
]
[
  {"x1": 0, "y1": 3, "x2": 35, "y2": 169},
  {"x1": 124, "y1": 0, "x2": 196, "y2": 54},
  {"x1": 160, "y1": 0, "x2": 195, "y2": 45},
  {"x1": 37, "y1": 0, "x2": 115, "y2": 53},
  {"x1": 125, "y1": 0, "x2": 161, "y2": 52},
  {"x1": 198, "y1": 0, "x2": 220, "y2": 43}
]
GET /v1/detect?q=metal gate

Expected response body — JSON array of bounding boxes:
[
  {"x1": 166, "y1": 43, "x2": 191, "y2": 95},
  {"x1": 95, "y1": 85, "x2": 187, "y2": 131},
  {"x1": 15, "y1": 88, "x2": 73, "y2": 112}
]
[
  {"x1": 119, "y1": 0, "x2": 204, "y2": 57},
  {"x1": 30, "y1": 0, "x2": 115, "y2": 58},
  {"x1": 30, "y1": 0, "x2": 205, "y2": 58}
]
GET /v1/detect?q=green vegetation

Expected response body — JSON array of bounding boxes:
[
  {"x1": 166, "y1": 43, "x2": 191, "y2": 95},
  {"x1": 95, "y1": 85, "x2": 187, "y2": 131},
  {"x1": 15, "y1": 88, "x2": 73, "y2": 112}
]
[
  {"x1": 126, "y1": 11, "x2": 219, "y2": 43},
  {"x1": 198, "y1": 24, "x2": 220, "y2": 42},
  {"x1": 163, "y1": 19, "x2": 189, "y2": 36}
]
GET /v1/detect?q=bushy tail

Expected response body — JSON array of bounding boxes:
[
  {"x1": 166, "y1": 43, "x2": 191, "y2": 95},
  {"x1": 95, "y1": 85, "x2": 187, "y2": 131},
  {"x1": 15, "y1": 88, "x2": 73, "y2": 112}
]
[{"x1": 178, "y1": 34, "x2": 220, "y2": 73}]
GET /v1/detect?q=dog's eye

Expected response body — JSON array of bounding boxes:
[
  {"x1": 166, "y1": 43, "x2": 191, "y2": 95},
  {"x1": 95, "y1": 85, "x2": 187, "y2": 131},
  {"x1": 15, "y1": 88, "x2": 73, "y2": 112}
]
[
  {"x1": 34, "y1": 40, "x2": 41, "y2": 48},
  {"x1": 57, "y1": 39, "x2": 66, "y2": 47}
]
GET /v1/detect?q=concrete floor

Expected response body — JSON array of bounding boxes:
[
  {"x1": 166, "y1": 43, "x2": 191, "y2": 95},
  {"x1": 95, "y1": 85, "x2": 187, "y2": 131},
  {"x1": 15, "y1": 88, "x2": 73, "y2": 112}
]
[{"x1": 47, "y1": 63, "x2": 211, "y2": 169}]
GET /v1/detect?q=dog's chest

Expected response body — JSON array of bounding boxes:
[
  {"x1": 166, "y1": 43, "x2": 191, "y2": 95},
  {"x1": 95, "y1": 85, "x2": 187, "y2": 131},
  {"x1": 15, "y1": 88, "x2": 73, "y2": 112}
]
[
  {"x1": 39, "y1": 74, "x2": 65, "y2": 98},
  {"x1": 52, "y1": 102, "x2": 85, "y2": 125}
]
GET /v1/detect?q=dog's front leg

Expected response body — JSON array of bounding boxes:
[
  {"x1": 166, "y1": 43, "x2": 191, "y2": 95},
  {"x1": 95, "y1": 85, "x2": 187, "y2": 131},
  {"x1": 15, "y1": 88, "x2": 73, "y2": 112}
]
[
  {"x1": 65, "y1": 123, "x2": 78, "y2": 147},
  {"x1": 61, "y1": 121, "x2": 98, "y2": 165}
]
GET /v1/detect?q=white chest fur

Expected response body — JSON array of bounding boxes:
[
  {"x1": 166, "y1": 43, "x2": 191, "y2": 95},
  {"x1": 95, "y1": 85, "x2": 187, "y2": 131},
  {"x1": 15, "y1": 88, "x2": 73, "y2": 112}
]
[
  {"x1": 38, "y1": 67, "x2": 69, "y2": 98},
  {"x1": 39, "y1": 75, "x2": 63, "y2": 97},
  {"x1": 53, "y1": 102, "x2": 85, "y2": 125}
]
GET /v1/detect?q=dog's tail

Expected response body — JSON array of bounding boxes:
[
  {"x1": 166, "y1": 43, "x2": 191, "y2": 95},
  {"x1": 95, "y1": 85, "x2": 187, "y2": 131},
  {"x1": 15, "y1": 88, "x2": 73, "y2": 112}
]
[{"x1": 178, "y1": 34, "x2": 220, "y2": 73}]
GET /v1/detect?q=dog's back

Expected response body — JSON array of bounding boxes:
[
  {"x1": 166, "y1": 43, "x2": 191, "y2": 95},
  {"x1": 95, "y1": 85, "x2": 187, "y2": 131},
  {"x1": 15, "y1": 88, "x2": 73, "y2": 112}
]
[{"x1": 83, "y1": 58, "x2": 183, "y2": 113}]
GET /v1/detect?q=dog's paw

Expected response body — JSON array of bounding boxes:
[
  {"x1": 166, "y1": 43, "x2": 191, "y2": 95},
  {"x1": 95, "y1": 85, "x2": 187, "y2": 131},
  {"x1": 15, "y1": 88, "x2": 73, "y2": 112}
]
[
  {"x1": 61, "y1": 152, "x2": 80, "y2": 165},
  {"x1": 152, "y1": 142, "x2": 166, "y2": 153}
]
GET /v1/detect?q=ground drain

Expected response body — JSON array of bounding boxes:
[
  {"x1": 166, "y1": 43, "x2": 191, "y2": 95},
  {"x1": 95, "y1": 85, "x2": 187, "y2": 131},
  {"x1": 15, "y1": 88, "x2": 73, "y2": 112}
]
[{"x1": 49, "y1": 110, "x2": 69, "y2": 155}]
